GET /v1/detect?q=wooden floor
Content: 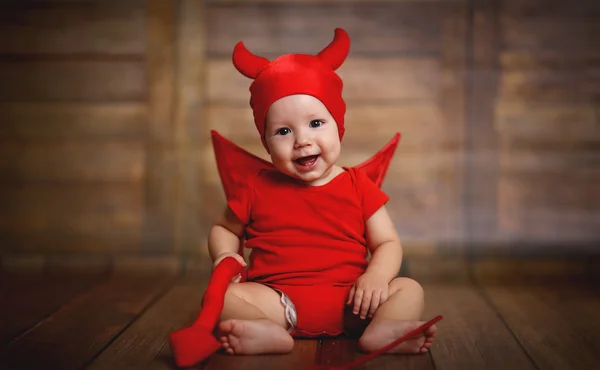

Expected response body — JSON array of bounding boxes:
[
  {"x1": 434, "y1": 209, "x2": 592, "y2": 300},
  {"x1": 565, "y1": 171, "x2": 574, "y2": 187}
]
[{"x1": 1, "y1": 263, "x2": 599, "y2": 370}]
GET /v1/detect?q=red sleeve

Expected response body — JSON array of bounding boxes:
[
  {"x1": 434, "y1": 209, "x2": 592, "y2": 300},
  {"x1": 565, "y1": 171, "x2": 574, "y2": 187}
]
[
  {"x1": 227, "y1": 179, "x2": 254, "y2": 225},
  {"x1": 357, "y1": 168, "x2": 390, "y2": 221}
]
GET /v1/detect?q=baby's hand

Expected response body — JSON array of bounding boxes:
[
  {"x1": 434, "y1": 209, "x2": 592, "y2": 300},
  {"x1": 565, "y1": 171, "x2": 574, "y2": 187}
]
[
  {"x1": 213, "y1": 252, "x2": 247, "y2": 282},
  {"x1": 347, "y1": 271, "x2": 389, "y2": 320}
]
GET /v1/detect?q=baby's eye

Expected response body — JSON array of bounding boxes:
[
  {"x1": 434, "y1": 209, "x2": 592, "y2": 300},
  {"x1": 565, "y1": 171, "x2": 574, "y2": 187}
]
[
  {"x1": 276, "y1": 127, "x2": 291, "y2": 135},
  {"x1": 309, "y1": 120, "x2": 323, "y2": 128}
]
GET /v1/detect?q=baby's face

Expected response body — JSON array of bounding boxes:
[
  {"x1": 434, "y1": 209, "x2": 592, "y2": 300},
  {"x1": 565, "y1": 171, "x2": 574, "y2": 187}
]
[{"x1": 265, "y1": 94, "x2": 341, "y2": 186}]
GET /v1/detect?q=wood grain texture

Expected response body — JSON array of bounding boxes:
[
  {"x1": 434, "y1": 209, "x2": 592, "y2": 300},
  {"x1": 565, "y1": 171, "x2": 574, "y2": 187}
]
[
  {"x1": 0, "y1": 274, "x2": 102, "y2": 346},
  {"x1": 471, "y1": 259, "x2": 589, "y2": 284},
  {"x1": 171, "y1": 0, "x2": 207, "y2": 255},
  {"x1": 86, "y1": 277, "x2": 209, "y2": 370},
  {"x1": 206, "y1": 2, "x2": 445, "y2": 56},
  {"x1": 422, "y1": 283, "x2": 536, "y2": 370},
  {"x1": 0, "y1": 141, "x2": 145, "y2": 182},
  {"x1": 463, "y1": 0, "x2": 501, "y2": 248},
  {"x1": 479, "y1": 283, "x2": 600, "y2": 370},
  {"x1": 501, "y1": 17, "x2": 599, "y2": 52},
  {"x1": 500, "y1": 0, "x2": 600, "y2": 15},
  {"x1": 495, "y1": 101, "x2": 599, "y2": 141},
  {"x1": 0, "y1": 60, "x2": 146, "y2": 102},
  {"x1": 1, "y1": 103, "x2": 147, "y2": 140},
  {"x1": 206, "y1": 58, "x2": 440, "y2": 103},
  {"x1": 436, "y1": 1, "x2": 468, "y2": 248},
  {"x1": 143, "y1": 0, "x2": 177, "y2": 254},
  {"x1": 0, "y1": 182, "x2": 142, "y2": 234},
  {"x1": 0, "y1": 274, "x2": 175, "y2": 370},
  {"x1": 0, "y1": 1, "x2": 146, "y2": 55},
  {"x1": 205, "y1": 340, "x2": 318, "y2": 370},
  {"x1": 317, "y1": 338, "x2": 434, "y2": 369},
  {"x1": 496, "y1": 175, "x2": 600, "y2": 245}
]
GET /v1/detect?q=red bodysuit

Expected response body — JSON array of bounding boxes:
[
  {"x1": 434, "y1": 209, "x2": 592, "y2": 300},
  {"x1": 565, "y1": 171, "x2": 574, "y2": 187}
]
[{"x1": 228, "y1": 167, "x2": 389, "y2": 337}]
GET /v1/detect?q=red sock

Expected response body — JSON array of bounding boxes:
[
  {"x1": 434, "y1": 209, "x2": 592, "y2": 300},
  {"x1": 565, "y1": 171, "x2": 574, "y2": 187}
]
[{"x1": 169, "y1": 257, "x2": 244, "y2": 368}]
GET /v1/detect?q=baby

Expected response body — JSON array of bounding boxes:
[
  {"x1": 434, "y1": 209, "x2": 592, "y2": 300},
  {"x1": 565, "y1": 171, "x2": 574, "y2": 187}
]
[{"x1": 208, "y1": 28, "x2": 436, "y2": 356}]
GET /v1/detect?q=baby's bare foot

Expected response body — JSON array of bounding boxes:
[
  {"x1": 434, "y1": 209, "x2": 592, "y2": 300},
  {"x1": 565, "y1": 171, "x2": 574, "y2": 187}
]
[
  {"x1": 358, "y1": 320, "x2": 437, "y2": 354},
  {"x1": 217, "y1": 319, "x2": 294, "y2": 355}
]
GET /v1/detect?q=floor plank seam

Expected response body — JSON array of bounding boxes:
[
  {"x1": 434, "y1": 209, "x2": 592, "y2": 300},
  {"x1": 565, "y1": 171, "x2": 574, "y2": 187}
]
[
  {"x1": 79, "y1": 274, "x2": 181, "y2": 370},
  {"x1": 471, "y1": 280, "x2": 544, "y2": 370},
  {"x1": 427, "y1": 350, "x2": 437, "y2": 370},
  {"x1": 314, "y1": 339, "x2": 324, "y2": 365},
  {"x1": 1, "y1": 275, "x2": 109, "y2": 349}
]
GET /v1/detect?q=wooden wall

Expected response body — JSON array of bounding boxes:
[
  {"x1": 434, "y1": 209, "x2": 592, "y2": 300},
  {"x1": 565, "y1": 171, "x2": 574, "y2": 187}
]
[{"x1": 0, "y1": 0, "x2": 598, "y2": 271}]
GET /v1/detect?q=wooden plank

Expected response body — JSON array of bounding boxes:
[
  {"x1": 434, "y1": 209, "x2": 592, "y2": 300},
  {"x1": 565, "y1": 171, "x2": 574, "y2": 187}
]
[
  {"x1": 206, "y1": 102, "x2": 449, "y2": 151},
  {"x1": 463, "y1": 0, "x2": 500, "y2": 252},
  {"x1": 205, "y1": 340, "x2": 318, "y2": 370},
  {"x1": 85, "y1": 276, "x2": 208, "y2": 370},
  {"x1": 0, "y1": 102, "x2": 147, "y2": 140},
  {"x1": 498, "y1": 67, "x2": 600, "y2": 102},
  {"x1": 0, "y1": 255, "x2": 45, "y2": 274},
  {"x1": 500, "y1": 0, "x2": 600, "y2": 16},
  {"x1": 0, "y1": 231, "x2": 140, "y2": 254},
  {"x1": 0, "y1": 182, "x2": 142, "y2": 239},
  {"x1": 496, "y1": 50, "x2": 600, "y2": 102},
  {"x1": 437, "y1": 1, "x2": 468, "y2": 248},
  {"x1": 500, "y1": 50, "x2": 600, "y2": 70},
  {"x1": 0, "y1": 1, "x2": 146, "y2": 55},
  {"x1": 405, "y1": 257, "x2": 470, "y2": 284},
  {"x1": 421, "y1": 283, "x2": 536, "y2": 370},
  {"x1": 206, "y1": 57, "x2": 440, "y2": 103},
  {"x1": 498, "y1": 150, "x2": 600, "y2": 175},
  {"x1": 0, "y1": 60, "x2": 146, "y2": 102},
  {"x1": 143, "y1": 0, "x2": 177, "y2": 253},
  {"x1": 172, "y1": 0, "x2": 207, "y2": 254},
  {"x1": 317, "y1": 338, "x2": 434, "y2": 369},
  {"x1": 471, "y1": 259, "x2": 589, "y2": 284},
  {"x1": 0, "y1": 274, "x2": 103, "y2": 346},
  {"x1": 0, "y1": 141, "x2": 145, "y2": 182},
  {"x1": 495, "y1": 175, "x2": 600, "y2": 246},
  {"x1": 479, "y1": 282, "x2": 600, "y2": 370},
  {"x1": 0, "y1": 273, "x2": 175, "y2": 370},
  {"x1": 495, "y1": 101, "x2": 599, "y2": 141},
  {"x1": 206, "y1": 2, "x2": 444, "y2": 57},
  {"x1": 501, "y1": 17, "x2": 599, "y2": 52}
]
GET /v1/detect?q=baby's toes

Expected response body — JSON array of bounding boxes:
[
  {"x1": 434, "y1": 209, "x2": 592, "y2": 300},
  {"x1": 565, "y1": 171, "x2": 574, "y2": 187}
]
[{"x1": 227, "y1": 335, "x2": 242, "y2": 353}]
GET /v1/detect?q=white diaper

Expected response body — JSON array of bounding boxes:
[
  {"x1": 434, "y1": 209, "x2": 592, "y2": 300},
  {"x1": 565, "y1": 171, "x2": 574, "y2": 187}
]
[{"x1": 273, "y1": 288, "x2": 298, "y2": 332}]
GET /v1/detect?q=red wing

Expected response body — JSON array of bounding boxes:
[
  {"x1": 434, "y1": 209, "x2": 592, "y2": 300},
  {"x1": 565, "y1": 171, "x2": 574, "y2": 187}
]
[
  {"x1": 211, "y1": 130, "x2": 274, "y2": 202},
  {"x1": 352, "y1": 133, "x2": 401, "y2": 188}
]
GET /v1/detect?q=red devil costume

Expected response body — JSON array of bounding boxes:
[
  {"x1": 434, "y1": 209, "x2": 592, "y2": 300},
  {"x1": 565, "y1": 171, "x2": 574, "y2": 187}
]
[{"x1": 169, "y1": 28, "x2": 442, "y2": 369}]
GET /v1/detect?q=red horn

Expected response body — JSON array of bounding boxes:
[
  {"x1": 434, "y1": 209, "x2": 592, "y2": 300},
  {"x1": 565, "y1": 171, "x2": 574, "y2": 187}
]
[
  {"x1": 316, "y1": 28, "x2": 350, "y2": 71},
  {"x1": 232, "y1": 42, "x2": 270, "y2": 79}
]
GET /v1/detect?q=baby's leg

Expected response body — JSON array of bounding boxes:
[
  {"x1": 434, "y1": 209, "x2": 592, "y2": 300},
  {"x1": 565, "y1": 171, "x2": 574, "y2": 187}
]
[
  {"x1": 218, "y1": 282, "x2": 294, "y2": 355},
  {"x1": 358, "y1": 278, "x2": 436, "y2": 354}
]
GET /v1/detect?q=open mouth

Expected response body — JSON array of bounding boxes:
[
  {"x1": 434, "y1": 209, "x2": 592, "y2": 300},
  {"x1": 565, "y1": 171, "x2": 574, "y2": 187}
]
[{"x1": 294, "y1": 154, "x2": 319, "y2": 167}]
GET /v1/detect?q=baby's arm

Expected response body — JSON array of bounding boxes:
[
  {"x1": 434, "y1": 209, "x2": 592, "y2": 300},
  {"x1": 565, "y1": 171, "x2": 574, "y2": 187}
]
[
  {"x1": 364, "y1": 205, "x2": 403, "y2": 281},
  {"x1": 348, "y1": 205, "x2": 402, "y2": 319},
  {"x1": 208, "y1": 206, "x2": 247, "y2": 268}
]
